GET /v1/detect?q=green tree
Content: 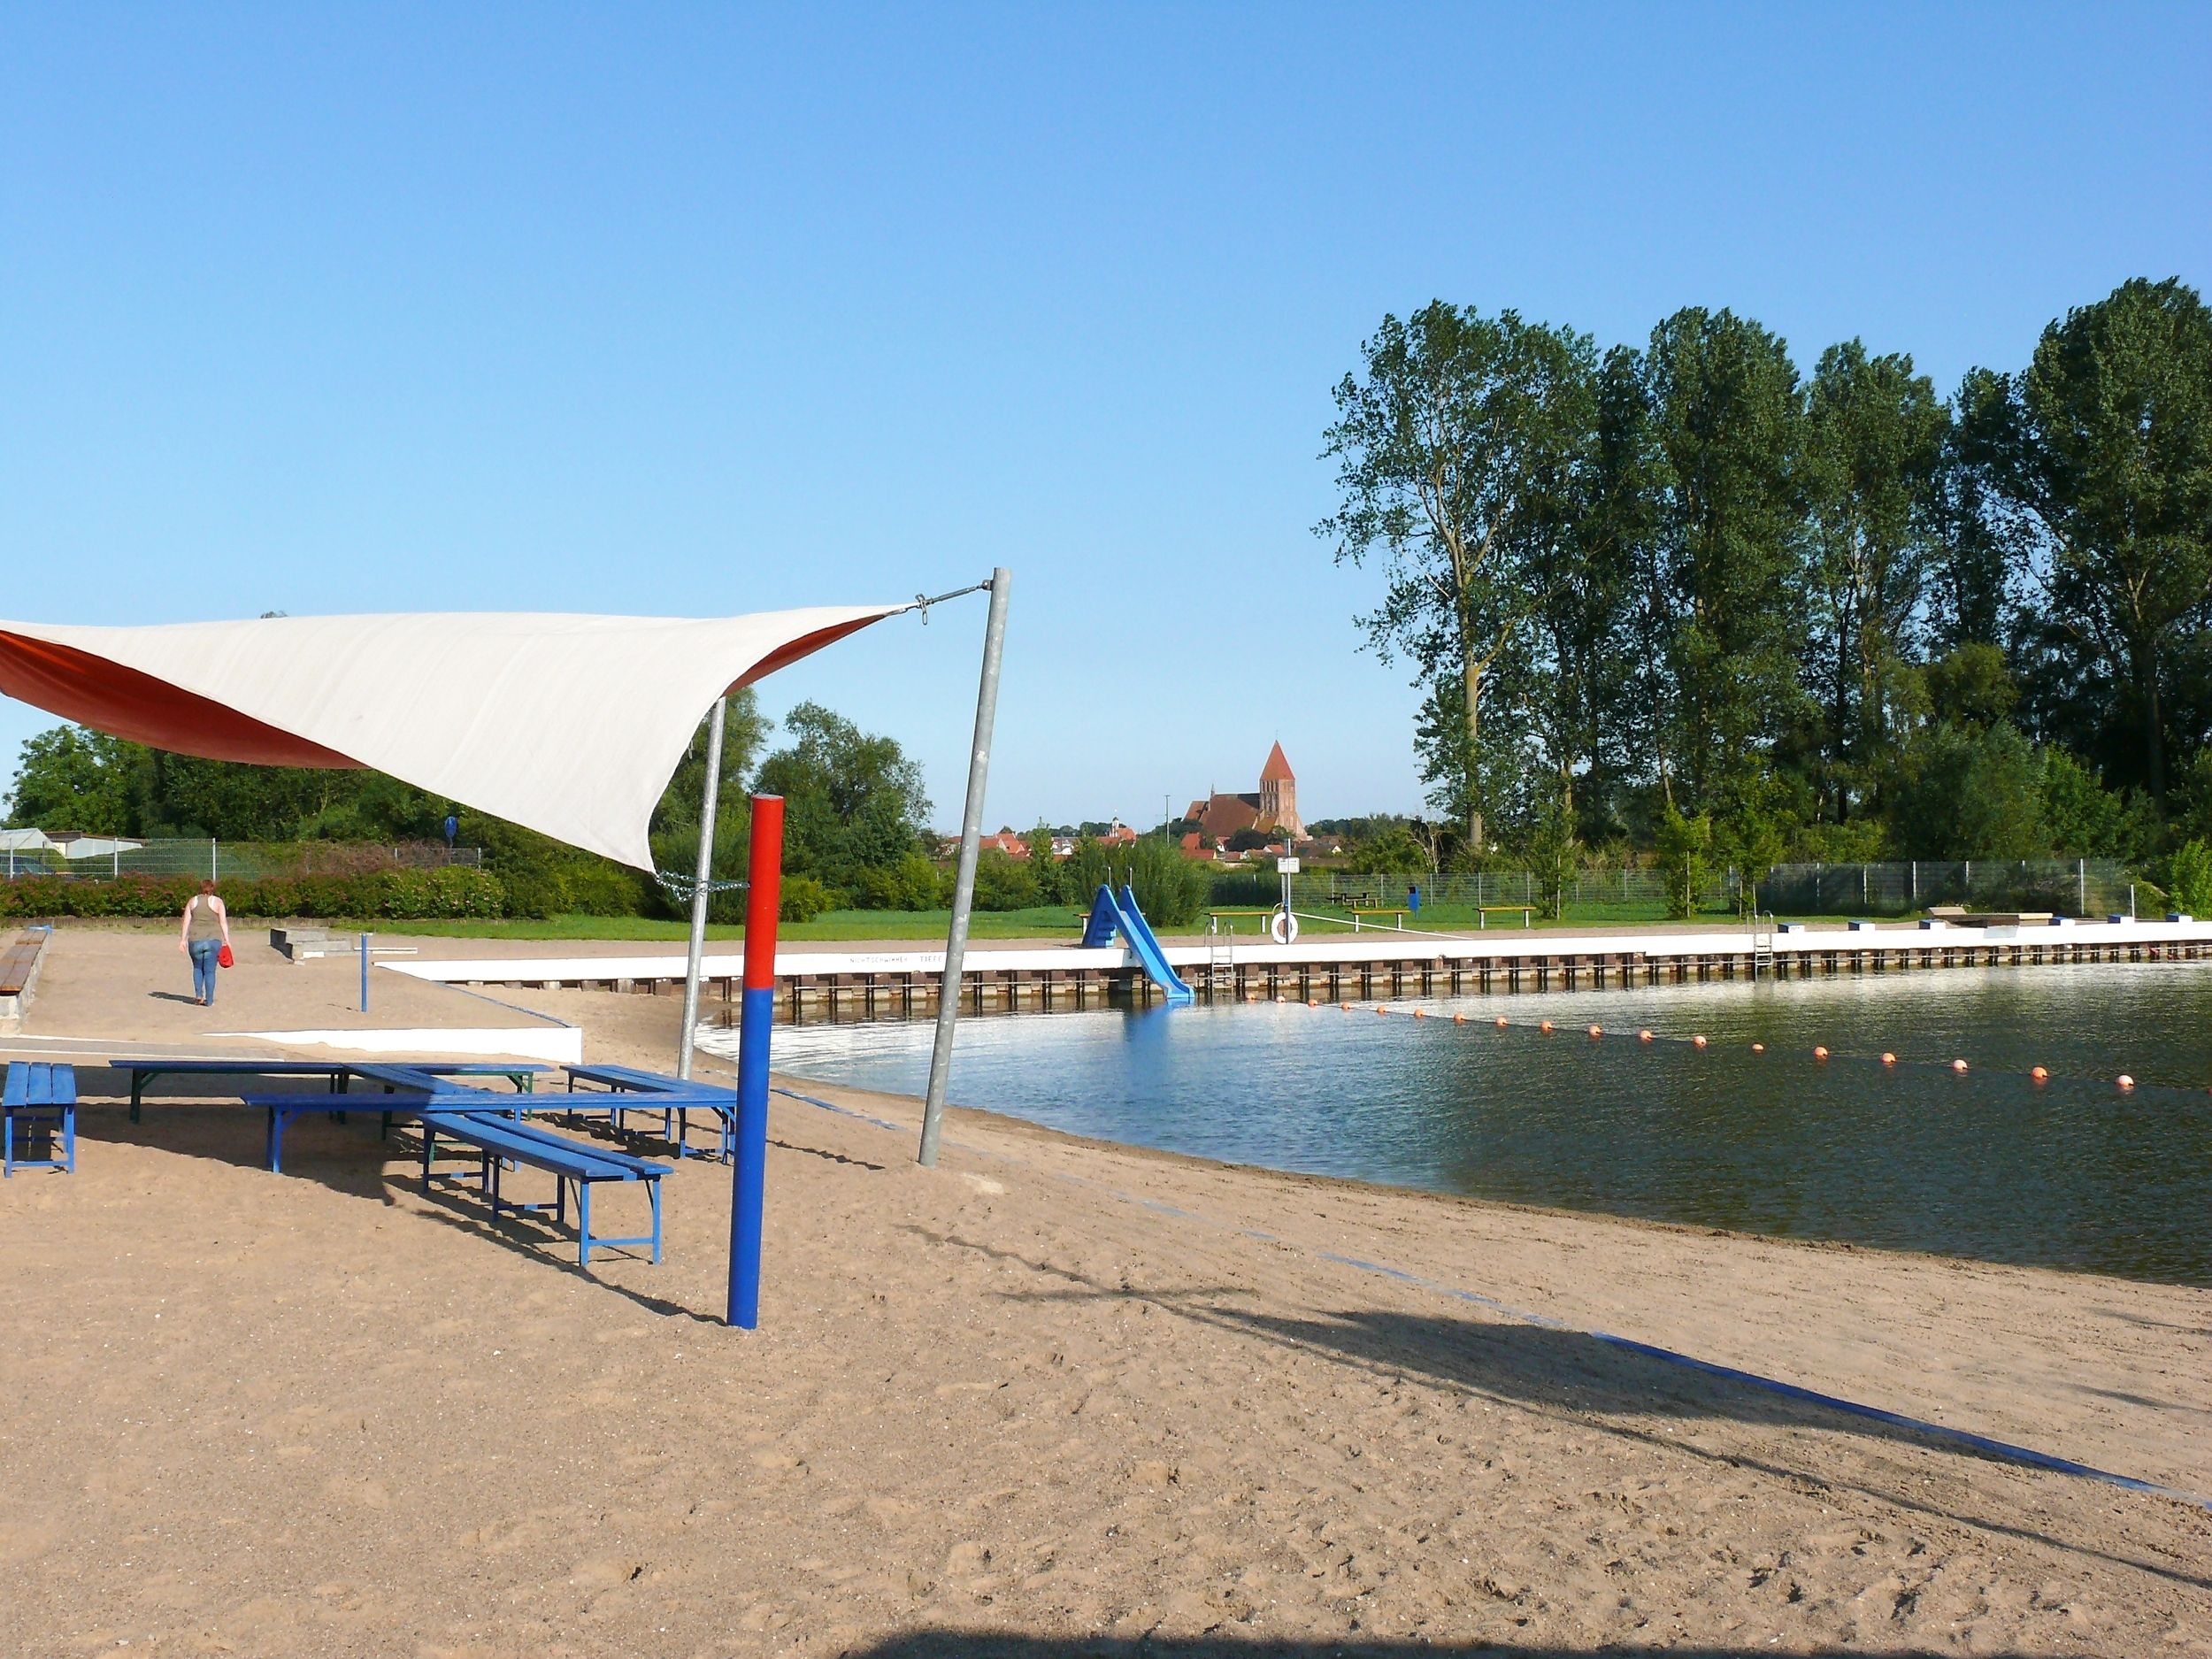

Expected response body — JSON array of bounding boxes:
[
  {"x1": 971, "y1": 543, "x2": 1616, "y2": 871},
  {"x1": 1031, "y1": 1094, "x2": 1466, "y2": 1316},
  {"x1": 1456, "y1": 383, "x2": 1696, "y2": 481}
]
[
  {"x1": 1102, "y1": 834, "x2": 1209, "y2": 927},
  {"x1": 2170, "y1": 839, "x2": 2212, "y2": 917},
  {"x1": 970, "y1": 848, "x2": 1041, "y2": 911},
  {"x1": 1800, "y1": 341, "x2": 1949, "y2": 822},
  {"x1": 1962, "y1": 278, "x2": 2212, "y2": 800},
  {"x1": 1347, "y1": 825, "x2": 1432, "y2": 875},
  {"x1": 1621, "y1": 308, "x2": 1809, "y2": 834},
  {"x1": 4, "y1": 726, "x2": 141, "y2": 832},
  {"x1": 752, "y1": 702, "x2": 931, "y2": 903},
  {"x1": 1886, "y1": 721, "x2": 2047, "y2": 858},
  {"x1": 1654, "y1": 806, "x2": 1711, "y2": 920},
  {"x1": 1320, "y1": 303, "x2": 1600, "y2": 849}
]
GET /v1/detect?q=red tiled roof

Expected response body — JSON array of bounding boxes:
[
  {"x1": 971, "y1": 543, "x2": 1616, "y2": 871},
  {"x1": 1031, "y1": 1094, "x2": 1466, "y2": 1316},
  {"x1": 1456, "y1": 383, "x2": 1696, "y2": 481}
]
[{"x1": 1260, "y1": 741, "x2": 1294, "y2": 783}]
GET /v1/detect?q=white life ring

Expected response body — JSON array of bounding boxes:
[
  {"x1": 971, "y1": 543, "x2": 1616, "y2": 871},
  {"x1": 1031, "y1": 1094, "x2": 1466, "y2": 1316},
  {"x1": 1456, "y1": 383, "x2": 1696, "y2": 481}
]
[{"x1": 1269, "y1": 909, "x2": 1300, "y2": 945}]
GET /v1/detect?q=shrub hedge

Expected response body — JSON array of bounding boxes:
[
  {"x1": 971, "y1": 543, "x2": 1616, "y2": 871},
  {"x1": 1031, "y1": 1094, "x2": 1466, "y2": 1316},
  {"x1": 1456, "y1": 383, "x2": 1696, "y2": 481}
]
[{"x1": 0, "y1": 865, "x2": 508, "y2": 922}]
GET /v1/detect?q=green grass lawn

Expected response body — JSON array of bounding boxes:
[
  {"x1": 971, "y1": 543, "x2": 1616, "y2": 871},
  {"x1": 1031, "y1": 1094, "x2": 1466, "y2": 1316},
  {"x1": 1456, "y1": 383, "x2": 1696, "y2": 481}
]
[
  {"x1": 371, "y1": 900, "x2": 1870, "y2": 944},
  {"x1": 373, "y1": 906, "x2": 1089, "y2": 943}
]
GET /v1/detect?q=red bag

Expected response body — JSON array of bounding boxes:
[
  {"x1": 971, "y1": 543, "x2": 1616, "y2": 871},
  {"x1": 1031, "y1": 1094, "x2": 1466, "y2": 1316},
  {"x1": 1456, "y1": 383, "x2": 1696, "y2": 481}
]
[{"x1": 217, "y1": 943, "x2": 235, "y2": 969}]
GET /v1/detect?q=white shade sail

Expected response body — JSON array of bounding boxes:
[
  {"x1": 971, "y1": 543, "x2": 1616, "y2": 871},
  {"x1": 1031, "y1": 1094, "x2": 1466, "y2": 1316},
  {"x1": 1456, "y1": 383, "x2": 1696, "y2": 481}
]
[{"x1": 0, "y1": 607, "x2": 905, "y2": 870}]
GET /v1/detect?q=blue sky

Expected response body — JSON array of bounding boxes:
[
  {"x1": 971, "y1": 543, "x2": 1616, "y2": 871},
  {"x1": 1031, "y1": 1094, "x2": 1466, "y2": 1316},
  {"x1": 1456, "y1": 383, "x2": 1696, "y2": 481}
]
[{"x1": 4, "y1": 4, "x2": 2207, "y2": 833}]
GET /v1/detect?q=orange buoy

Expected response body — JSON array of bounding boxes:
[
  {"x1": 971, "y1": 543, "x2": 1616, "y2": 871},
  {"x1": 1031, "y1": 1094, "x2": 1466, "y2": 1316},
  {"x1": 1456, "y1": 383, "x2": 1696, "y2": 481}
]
[
  {"x1": 1412, "y1": 1008, "x2": 1427, "y2": 1019},
  {"x1": 1494, "y1": 1017, "x2": 1509, "y2": 1028},
  {"x1": 1539, "y1": 1019, "x2": 1555, "y2": 1033},
  {"x1": 1951, "y1": 1058, "x2": 1969, "y2": 1072},
  {"x1": 1638, "y1": 1029, "x2": 1654, "y2": 1042},
  {"x1": 2116, "y1": 1073, "x2": 2135, "y2": 1089},
  {"x1": 1692, "y1": 1034, "x2": 1708, "y2": 1048},
  {"x1": 1750, "y1": 1041, "x2": 1765, "y2": 1054},
  {"x1": 1453, "y1": 1011, "x2": 1467, "y2": 1024},
  {"x1": 1587, "y1": 1025, "x2": 1602, "y2": 1038},
  {"x1": 1377, "y1": 1005, "x2": 1391, "y2": 1016},
  {"x1": 1307, "y1": 998, "x2": 1319, "y2": 1009},
  {"x1": 1879, "y1": 1052, "x2": 1896, "y2": 1065},
  {"x1": 1245, "y1": 992, "x2": 1259, "y2": 1003},
  {"x1": 1274, "y1": 994, "x2": 1286, "y2": 1004},
  {"x1": 1340, "y1": 1002, "x2": 1353, "y2": 1011},
  {"x1": 2030, "y1": 1065, "x2": 2048, "y2": 1081},
  {"x1": 1813, "y1": 1046, "x2": 1830, "y2": 1060}
]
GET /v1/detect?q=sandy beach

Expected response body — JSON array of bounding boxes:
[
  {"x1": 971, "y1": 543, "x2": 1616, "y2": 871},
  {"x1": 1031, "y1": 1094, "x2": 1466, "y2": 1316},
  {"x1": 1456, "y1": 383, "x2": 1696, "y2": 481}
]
[{"x1": 2, "y1": 928, "x2": 2209, "y2": 1656}]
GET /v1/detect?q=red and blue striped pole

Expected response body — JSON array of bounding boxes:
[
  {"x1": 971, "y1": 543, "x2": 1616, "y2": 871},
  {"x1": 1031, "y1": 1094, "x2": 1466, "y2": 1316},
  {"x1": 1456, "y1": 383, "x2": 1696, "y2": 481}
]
[{"x1": 727, "y1": 793, "x2": 782, "y2": 1329}]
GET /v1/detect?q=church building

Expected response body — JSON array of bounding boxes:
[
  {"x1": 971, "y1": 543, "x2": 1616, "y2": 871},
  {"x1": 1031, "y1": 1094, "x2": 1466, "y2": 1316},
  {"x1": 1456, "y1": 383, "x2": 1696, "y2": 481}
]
[{"x1": 1186, "y1": 742, "x2": 1306, "y2": 843}]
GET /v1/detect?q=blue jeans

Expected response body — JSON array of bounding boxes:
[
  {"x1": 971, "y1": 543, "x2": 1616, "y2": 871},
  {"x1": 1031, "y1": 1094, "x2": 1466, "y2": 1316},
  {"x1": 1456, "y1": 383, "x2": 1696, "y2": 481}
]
[{"x1": 189, "y1": 939, "x2": 221, "y2": 1003}]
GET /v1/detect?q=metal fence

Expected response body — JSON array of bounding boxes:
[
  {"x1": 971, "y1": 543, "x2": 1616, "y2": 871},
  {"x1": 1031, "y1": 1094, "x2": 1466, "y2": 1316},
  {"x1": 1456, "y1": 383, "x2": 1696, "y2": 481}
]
[
  {"x1": 1284, "y1": 868, "x2": 1733, "y2": 911},
  {"x1": 1209, "y1": 859, "x2": 2139, "y2": 920},
  {"x1": 1752, "y1": 859, "x2": 2133, "y2": 918},
  {"x1": 0, "y1": 839, "x2": 481, "y2": 882}
]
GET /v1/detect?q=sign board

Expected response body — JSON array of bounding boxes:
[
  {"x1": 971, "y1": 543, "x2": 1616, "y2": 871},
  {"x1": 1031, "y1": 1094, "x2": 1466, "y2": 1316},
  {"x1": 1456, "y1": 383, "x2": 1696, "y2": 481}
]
[{"x1": 1276, "y1": 856, "x2": 1301, "y2": 873}]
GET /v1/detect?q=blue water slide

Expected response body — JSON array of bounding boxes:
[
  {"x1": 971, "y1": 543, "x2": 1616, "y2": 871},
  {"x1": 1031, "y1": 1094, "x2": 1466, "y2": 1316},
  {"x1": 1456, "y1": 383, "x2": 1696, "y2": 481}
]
[{"x1": 1079, "y1": 883, "x2": 1194, "y2": 1002}]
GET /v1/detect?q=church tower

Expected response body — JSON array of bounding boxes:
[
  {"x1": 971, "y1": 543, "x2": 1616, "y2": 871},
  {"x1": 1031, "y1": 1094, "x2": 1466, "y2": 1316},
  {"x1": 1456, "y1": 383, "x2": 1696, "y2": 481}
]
[{"x1": 1257, "y1": 741, "x2": 1304, "y2": 840}]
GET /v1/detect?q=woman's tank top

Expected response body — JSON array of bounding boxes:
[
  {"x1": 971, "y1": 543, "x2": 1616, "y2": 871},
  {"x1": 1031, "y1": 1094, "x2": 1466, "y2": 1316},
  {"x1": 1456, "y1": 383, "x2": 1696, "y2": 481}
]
[{"x1": 188, "y1": 895, "x2": 224, "y2": 942}]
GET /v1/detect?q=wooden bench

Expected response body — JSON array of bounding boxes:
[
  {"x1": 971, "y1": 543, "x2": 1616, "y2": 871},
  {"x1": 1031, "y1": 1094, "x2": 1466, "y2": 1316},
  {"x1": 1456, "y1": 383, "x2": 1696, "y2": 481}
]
[
  {"x1": 1345, "y1": 907, "x2": 1410, "y2": 932},
  {"x1": 4, "y1": 1062, "x2": 76, "y2": 1176},
  {"x1": 419, "y1": 1110, "x2": 671, "y2": 1266},
  {"x1": 0, "y1": 939, "x2": 42, "y2": 995}
]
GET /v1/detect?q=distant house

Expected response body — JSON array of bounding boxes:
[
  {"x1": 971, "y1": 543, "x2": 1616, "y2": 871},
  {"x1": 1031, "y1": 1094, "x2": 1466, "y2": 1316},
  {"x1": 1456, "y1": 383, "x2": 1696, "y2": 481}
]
[
  {"x1": 1099, "y1": 823, "x2": 1139, "y2": 847},
  {"x1": 977, "y1": 832, "x2": 1032, "y2": 858},
  {"x1": 1185, "y1": 742, "x2": 1307, "y2": 844}
]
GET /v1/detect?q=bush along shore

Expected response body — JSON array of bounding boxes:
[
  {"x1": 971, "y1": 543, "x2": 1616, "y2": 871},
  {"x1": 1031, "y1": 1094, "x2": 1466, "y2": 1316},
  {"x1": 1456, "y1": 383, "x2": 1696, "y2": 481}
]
[{"x1": 0, "y1": 866, "x2": 506, "y2": 923}]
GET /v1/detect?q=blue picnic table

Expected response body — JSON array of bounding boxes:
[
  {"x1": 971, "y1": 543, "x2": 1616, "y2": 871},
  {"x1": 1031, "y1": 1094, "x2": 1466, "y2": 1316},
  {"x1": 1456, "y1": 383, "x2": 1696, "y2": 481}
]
[
  {"x1": 562, "y1": 1063, "x2": 740, "y2": 1161},
  {"x1": 117, "y1": 1057, "x2": 546, "y2": 1121}
]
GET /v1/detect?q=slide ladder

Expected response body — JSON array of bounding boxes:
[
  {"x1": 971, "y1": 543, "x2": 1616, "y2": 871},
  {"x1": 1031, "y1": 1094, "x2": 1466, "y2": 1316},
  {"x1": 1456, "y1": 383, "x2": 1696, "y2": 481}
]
[{"x1": 1081, "y1": 884, "x2": 1195, "y2": 1003}]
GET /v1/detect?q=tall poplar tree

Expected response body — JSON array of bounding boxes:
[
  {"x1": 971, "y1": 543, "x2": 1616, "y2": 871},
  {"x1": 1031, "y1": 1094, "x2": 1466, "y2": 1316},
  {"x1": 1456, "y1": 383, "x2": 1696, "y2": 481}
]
[
  {"x1": 1963, "y1": 277, "x2": 2212, "y2": 800},
  {"x1": 1319, "y1": 303, "x2": 1598, "y2": 849},
  {"x1": 1622, "y1": 308, "x2": 1809, "y2": 837},
  {"x1": 1801, "y1": 340, "x2": 1948, "y2": 820}
]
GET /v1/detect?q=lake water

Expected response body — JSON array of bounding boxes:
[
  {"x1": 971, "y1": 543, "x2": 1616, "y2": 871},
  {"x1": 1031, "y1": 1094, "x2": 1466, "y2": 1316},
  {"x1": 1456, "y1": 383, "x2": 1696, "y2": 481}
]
[{"x1": 732, "y1": 962, "x2": 2212, "y2": 1286}]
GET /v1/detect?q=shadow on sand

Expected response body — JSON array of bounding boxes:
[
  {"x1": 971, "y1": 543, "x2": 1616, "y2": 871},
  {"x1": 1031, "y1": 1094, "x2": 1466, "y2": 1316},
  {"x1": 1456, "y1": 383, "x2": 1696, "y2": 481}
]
[
  {"x1": 849, "y1": 1635, "x2": 2039, "y2": 1659},
  {"x1": 908, "y1": 1225, "x2": 2212, "y2": 1595}
]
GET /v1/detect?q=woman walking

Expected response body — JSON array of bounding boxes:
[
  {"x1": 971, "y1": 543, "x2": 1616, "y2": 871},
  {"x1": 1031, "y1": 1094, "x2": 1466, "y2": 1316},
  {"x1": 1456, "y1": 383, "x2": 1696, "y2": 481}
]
[{"x1": 178, "y1": 879, "x2": 232, "y2": 1006}]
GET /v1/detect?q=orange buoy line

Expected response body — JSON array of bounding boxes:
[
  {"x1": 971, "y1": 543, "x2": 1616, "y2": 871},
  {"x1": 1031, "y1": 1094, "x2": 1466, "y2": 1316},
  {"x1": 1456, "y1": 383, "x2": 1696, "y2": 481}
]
[{"x1": 1363, "y1": 1008, "x2": 2192, "y2": 1092}]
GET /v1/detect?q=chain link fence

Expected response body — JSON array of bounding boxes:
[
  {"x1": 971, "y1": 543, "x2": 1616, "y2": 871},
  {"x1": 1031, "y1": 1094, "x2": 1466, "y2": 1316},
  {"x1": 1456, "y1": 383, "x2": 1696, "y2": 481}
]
[
  {"x1": 1207, "y1": 860, "x2": 2137, "y2": 922},
  {"x1": 0, "y1": 838, "x2": 480, "y2": 883},
  {"x1": 1752, "y1": 859, "x2": 2133, "y2": 918}
]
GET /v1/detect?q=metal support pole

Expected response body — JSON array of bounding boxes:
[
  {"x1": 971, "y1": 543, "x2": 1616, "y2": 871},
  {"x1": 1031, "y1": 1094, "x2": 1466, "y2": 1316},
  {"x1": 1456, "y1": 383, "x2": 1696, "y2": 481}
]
[
  {"x1": 677, "y1": 697, "x2": 729, "y2": 1080},
  {"x1": 728, "y1": 794, "x2": 783, "y2": 1329},
  {"x1": 919, "y1": 566, "x2": 1010, "y2": 1167},
  {"x1": 359, "y1": 932, "x2": 370, "y2": 1013}
]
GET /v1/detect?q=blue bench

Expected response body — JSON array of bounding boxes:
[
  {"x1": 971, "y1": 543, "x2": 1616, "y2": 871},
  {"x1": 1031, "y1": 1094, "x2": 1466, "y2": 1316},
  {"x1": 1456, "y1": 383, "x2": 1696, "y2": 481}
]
[
  {"x1": 419, "y1": 1110, "x2": 670, "y2": 1266},
  {"x1": 4, "y1": 1062, "x2": 77, "y2": 1176}
]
